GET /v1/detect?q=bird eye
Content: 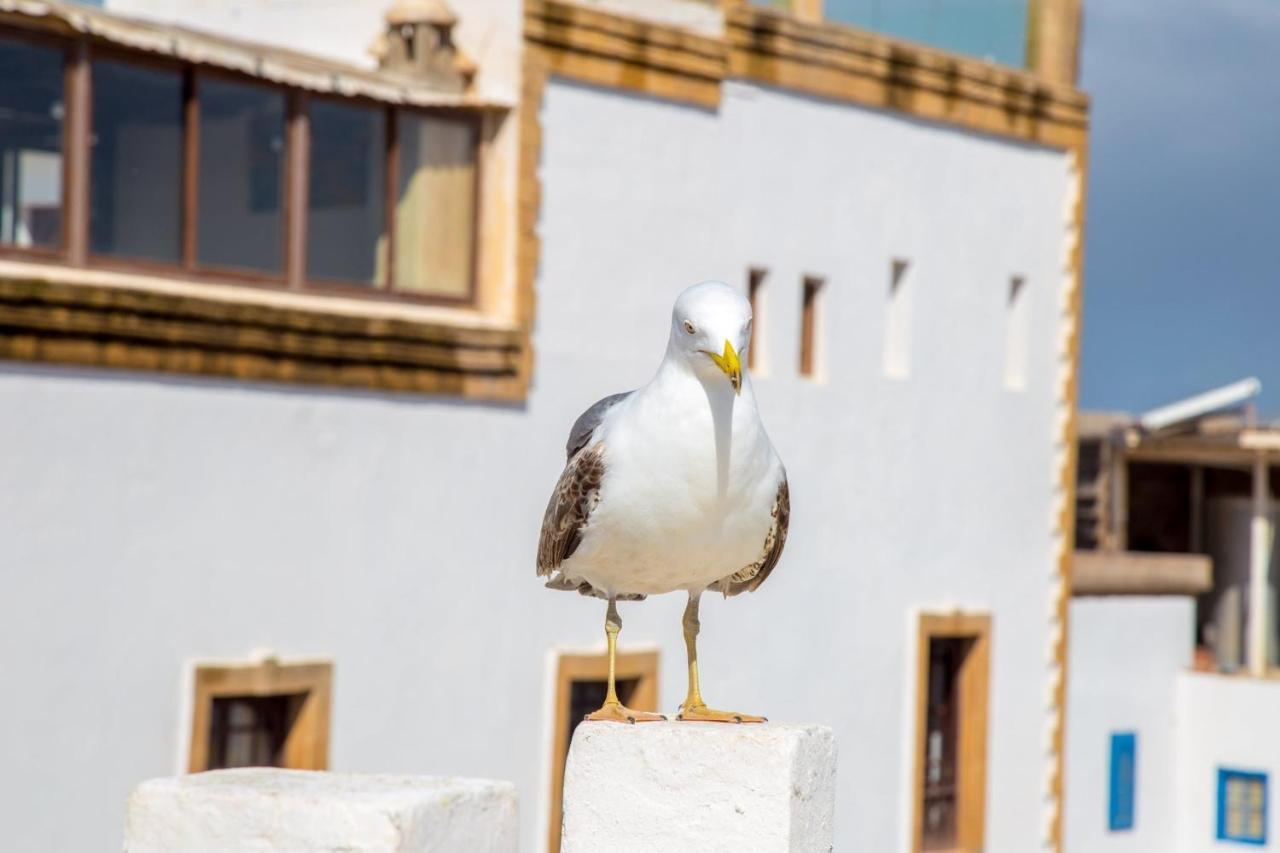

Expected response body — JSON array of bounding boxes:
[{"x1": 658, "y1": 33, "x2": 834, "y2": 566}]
[{"x1": 682, "y1": 320, "x2": 696, "y2": 335}]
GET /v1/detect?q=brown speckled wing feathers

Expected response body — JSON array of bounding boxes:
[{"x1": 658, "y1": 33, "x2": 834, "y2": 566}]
[
  {"x1": 537, "y1": 444, "x2": 606, "y2": 578},
  {"x1": 718, "y1": 476, "x2": 790, "y2": 597}
]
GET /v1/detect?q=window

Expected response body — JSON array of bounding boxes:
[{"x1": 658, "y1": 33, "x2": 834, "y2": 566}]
[
  {"x1": 548, "y1": 650, "x2": 658, "y2": 853},
  {"x1": 207, "y1": 693, "x2": 304, "y2": 770},
  {"x1": 913, "y1": 613, "x2": 990, "y2": 853},
  {"x1": 90, "y1": 57, "x2": 184, "y2": 262},
  {"x1": 307, "y1": 99, "x2": 387, "y2": 286},
  {"x1": 1108, "y1": 731, "x2": 1136, "y2": 831},
  {"x1": 884, "y1": 258, "x2": 911, "y2": 379},
  {"x1": 800, "y1": 275, "x2": 823, "y2": 378},
  {"x1": 746, "y1": 267, "x2": 766, "y2": 372},
  {"x1": 0, "y1": 24, "x2": 488, "y2": 302},
  {"x1": 196, "y1": 76, "x2": 286, "y2": 274},
  {"x1": 0, "y1": 34, "x2": 64, "y2": 250},
  {"x1": 1218, "y1": 768, "x2": 1267, "y2": 845},
  {"x1": 187, "y1": 658, "x2": 332, "y2": 773},
  {"x1": 1004, "y1": 275, "x2": 1028, "y2": 390},
  {"x1": 394, "y1": 112, "x2": 479, "y2": 299}
]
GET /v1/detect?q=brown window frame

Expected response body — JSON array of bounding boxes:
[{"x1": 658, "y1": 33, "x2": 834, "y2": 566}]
[
  {"x1": 187, "y1": 657, "x2": 333, "y2": 773},
  {"x1": 0, "y1": 22, "x2": 484, "y2": 308},
  {"x1": 912, "y1": 612, "x2": 992, "y2": 853},
  {"x1": 548, "y1": 649, "x2": 659, "y2": 853}
]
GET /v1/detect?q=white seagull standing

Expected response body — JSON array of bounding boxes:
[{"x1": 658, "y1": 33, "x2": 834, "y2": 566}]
[{"x1": 537, "y1": 281, "x2": 789, "y2": 724}]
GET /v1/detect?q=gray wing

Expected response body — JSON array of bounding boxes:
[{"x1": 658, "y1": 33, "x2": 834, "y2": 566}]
[
  {"x1": 716, "y1": 475, "x2": 790, "y2": 597},
  {"x1": 565, "y1": 392, "x2": 631, "y2": 459}
]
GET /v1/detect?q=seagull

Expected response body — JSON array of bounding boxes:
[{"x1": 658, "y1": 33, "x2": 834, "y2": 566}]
[{"x1": 537, "y1": 281, "x2": 789, "y2": 724}]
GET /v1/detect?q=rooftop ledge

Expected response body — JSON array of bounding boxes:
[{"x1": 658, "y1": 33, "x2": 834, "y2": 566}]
[{"x1": 1072, "y1": 549, "x2": 1213, "y2": 597}]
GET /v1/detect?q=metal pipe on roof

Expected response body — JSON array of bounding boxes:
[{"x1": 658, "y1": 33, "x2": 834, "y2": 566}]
[{"x1": 1138, "y1": 377, "x2": 1262, "y2": 432}]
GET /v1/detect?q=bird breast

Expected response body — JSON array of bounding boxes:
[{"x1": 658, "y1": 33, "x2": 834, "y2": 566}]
[{"x1": 572, "y1": 375, "x2": 781, "y2": 594}]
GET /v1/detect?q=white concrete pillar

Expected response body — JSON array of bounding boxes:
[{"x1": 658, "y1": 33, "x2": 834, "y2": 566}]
[
  {"x1": 561, "y1": 722, "x2": 836, "y2": 853},
  {"x1": 124, "y1": 769, "x2": 518, "y2": 853},
  {"x1": 1248, "y1": 451, "x2": 1271, "y2": 676}
]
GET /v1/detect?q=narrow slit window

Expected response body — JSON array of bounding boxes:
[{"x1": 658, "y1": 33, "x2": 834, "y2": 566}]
[
  {"x1": 747, "y1": 267, "x2": 766, "y2": 373},
  {"x1": 1004, "y1": 275, "x2": 1029, "y2": 391},
  {"x1": 800, "y1": 275, "x2": 823, "y2": 378},
  {"x1": 884, "y1": 259, "x2": 911, "y2": 379}
]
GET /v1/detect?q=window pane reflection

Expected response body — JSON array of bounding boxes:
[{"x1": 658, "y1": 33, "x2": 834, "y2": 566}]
[
  {"x1": 90, "y1": 58, "x2": 183, "y2": 262},
  {"x1": 394, "y1": 114, "x2": 477, "y2": 299},
  {"x1": 197, "y1": 77, "x2": 285, "y2": 273},
  {"x1": 0, "y1": 36, "x2": 64, "y2": 249},
  {"x1": 307, "y1": 100, "x2": 385, "y2": 285}
]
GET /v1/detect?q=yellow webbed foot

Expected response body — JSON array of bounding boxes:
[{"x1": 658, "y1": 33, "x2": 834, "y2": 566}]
[
  {"x1": 585, "y1": 701, "x2": 667, "y2": 724},
  {"x1": 676, "y1": 703, "x2": 767, "y2": 724}
]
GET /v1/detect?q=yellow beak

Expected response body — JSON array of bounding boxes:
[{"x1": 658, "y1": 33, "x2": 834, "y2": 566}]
[{"x1": 707, "y1": 339, "x2": 742, "y2": 395}]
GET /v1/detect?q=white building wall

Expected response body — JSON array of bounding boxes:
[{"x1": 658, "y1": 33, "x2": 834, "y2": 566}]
[
  {"x1": 537, "y1": 78, "x2": 1071, "y2": 853},
  {"x1": 1064, "y1": 595, "x2": 1195, "y2": 853},
  {"x1": 0, "y1": 58, "x2": 1073, "y2": 853},
  {"x1": 1177, "y1": 671, "x2": 1280, "y2": 852}
]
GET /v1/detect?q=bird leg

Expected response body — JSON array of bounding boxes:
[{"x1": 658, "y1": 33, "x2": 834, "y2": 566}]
[
  {"x1": 584, "y1": 597, "x2": 666, "y2": 724},
  {"x1": 676, "y1": 592, "x2": 766, "y2": 723}
]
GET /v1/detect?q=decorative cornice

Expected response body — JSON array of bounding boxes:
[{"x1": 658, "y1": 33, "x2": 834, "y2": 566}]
[
  {"x1": 524, "y1": 0, "x2": 726, "y2": 109},
  {"x1": 524, "y1": 0, "x2": 1088, "y2": 150},
  {"x1": 0, "y1": 276, "x2": 525, "y2": 399},
  {"x1": 727, "y1": 6, "x2": 1088, "y2": 149}
]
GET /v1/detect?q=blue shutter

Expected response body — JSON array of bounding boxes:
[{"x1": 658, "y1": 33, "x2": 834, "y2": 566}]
[{"x1": 1108, "y1": 732, "x2": 1137, "y2": 831}]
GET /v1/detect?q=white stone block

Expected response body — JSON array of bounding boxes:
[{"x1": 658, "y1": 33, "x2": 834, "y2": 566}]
[
  {"x1": 562, "y1": 722, "x2": 836, "y2": 853},
  {"x1": 124, "y1": 769, "x2": 518, "y2": 853}
]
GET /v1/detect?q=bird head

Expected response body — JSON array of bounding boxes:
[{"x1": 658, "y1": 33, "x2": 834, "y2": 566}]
[{"x1": 668, "y1": 281, "x2": 752, "y2": 395}]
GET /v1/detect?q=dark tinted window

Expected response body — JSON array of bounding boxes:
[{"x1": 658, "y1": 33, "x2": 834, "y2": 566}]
[
  {"x1": 307, "y1": 100, "x2": 385, "y2": 284},
  {"x1": 90, "y1": 58, "x2": 183, "y2": 261},
  {"x1": 197, "y1": 77, "x2": 286, "y2": 273},
  {"x1": 0, "y1": 35, "x2": 64, "y2": 249}
]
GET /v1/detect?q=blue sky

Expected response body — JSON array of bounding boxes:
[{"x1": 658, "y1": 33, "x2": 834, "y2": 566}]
[{"x1": 1078, "y1": 0, "x2": 1280, "y2": 416}]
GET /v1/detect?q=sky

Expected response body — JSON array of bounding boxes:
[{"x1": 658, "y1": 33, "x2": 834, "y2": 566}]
[{"x1": 1077, "y1": 0, "x2": 1280, "y2": 417}]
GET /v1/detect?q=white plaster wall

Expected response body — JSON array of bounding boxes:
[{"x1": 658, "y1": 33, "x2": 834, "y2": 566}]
[
  {"x1": 0, "y1": 80, "x2": 1072, "y2": 853},
  {"x1": 1177, "y1": 671, "x2": 1280, "y2": 852},
  {"x1": 1064, "y1": 595, "x2": 1195, "y2": 853}
]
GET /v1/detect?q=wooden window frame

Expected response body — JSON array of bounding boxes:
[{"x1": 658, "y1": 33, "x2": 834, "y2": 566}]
[
  {"x1": 0, "y1": 23, "x2": 485, "y2": 308},
  {"x1": 912, "y1": 612, "x2": 991, "y2": 853},
  {"x1": 187, "y1": 657, "x2": 332, "y2": 773},
  {"x1": 547, "y1": 649, "x2": 659, "y2": 853}
]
